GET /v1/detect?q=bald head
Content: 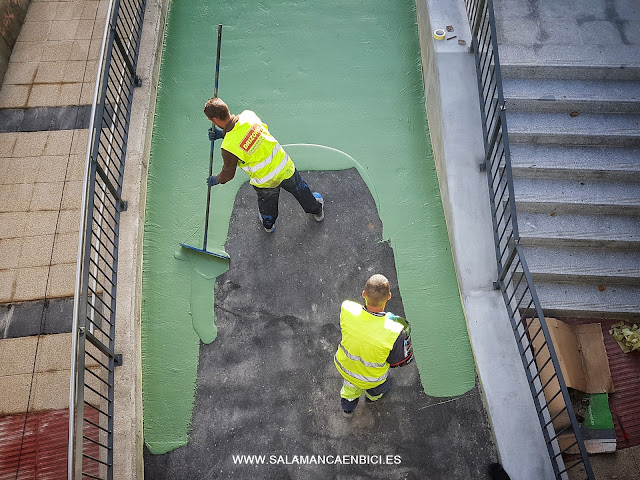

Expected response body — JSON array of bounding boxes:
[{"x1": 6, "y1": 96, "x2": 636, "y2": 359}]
[{"x1": 363, "y1": 274, "x2": 391, "y2": 308}]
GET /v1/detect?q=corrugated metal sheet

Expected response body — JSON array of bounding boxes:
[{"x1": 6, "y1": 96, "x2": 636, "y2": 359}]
[
  {"x1": 0, "y1": 408, "x2": 101, "y2": 479},
  {"x1": 600, "y1": 320, "x2": 640, "y2": 450},
  {"x1": 0, "y1": 409, "x2": 68, "y2": 479}
]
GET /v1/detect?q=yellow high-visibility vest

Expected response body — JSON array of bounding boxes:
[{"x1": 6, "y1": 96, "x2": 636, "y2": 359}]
[
  {"x1": 334, "y1": 300, "x2": 404, "y2": 390},
  {"x1": 221, "y1": 110, "x2": 295, "y2": 188}
]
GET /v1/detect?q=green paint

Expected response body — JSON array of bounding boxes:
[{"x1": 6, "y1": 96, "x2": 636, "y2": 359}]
[
  {"x1": 584, "y1": 394, "x2": 614, "y2": 430},
  {"x1": 142, "y1": 0, "x2": 476, "y2": 453}
]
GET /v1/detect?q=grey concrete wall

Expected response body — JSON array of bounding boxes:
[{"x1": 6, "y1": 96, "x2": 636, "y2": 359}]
[
  {"x1": 113, "y1": 0, "x2": 169, "y2": 478},
  {"x1": 415, "y1": 0, "x2": 559, "y2": 478},
  {"x1": 0, "y1": 0, "x2": 30, "y2": 85}
]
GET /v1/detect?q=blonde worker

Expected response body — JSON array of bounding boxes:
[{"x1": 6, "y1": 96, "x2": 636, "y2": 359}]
[{"x1": 334, "y1": 274, "x2": 413, "y2": 417}]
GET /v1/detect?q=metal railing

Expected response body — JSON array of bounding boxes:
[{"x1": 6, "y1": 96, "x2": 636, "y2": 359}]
[
  {"x1": 464, "y1": 0, "x2": 594, "y2": 478},
  {"x1": 68, "y1": 0, "x2": 146, "y2": 478}
]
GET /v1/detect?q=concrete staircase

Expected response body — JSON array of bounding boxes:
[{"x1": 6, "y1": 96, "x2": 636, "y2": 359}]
[{"x1": 500, "y1": 65, "x2": 640, "y2": 320}]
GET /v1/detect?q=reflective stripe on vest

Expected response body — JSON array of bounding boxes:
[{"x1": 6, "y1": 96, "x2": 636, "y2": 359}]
[
  {"x1": 221, "y1": 110, "x2": 295, "y2": 188},
  {"x1": 333, "y1": 300, "x2": 404, "y2": 390}
]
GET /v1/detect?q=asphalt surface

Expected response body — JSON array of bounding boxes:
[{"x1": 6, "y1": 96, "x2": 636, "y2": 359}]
[{"x1": 143, "y1": 169, "x2": 497, "y2": 479}]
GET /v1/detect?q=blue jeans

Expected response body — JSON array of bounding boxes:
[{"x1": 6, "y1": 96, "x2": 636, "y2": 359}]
[{"x1": 254, "y1": 169, "x2": 321, "y2": 229}]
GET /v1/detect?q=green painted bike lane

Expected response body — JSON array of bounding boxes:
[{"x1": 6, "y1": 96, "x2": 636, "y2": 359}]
[{"x1": 142, "y1": 0, "x2": 476, "y2": 454}]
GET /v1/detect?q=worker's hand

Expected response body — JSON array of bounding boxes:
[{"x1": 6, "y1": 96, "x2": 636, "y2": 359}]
[
  {"x1": 206, "y1": 175, "x2": 219, "y2": 187},
  {"x1": 208, "y1": 126, "x2": 224, "y2": 141}
]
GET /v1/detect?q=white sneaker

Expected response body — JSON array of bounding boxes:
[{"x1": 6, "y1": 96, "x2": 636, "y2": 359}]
[{"x1": 312, "y1": 192, "x2": 324, "y2": 222}]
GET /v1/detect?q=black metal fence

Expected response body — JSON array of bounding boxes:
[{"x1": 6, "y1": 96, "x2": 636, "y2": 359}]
[
  {"x1": 463, "y1": 0, "x2": 594, "y2": 478},
  {"x1": 68, "y1": 0, "x2": 146, "y2": 478}
]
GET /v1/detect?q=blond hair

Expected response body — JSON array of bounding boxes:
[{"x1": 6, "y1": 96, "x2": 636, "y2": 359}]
[{"x1": 364, "y1": 274, "x2": 390, "y2": 307}]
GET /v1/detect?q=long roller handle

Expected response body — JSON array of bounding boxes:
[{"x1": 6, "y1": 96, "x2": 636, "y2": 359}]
[{"x1": 203, "y1": 24, "x2": 223, "y2": 250}]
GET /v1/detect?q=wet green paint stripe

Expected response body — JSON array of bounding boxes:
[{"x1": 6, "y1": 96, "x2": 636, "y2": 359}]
[{"x1": 142, "y1": 0, "x2": 475, "y2": 454}]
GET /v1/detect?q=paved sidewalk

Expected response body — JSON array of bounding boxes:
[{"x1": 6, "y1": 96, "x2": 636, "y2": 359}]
[{"x1": 0, "y1": 0, "x2": 108, "y2": 477}]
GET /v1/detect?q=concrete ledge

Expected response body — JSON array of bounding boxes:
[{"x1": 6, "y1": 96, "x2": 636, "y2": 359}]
[
  {"x1": 112, "y1": 0, "x2": 168, "y2": 479},
  {"x1": 415, "y1": 0, "x2": 557, "y2": 478}
]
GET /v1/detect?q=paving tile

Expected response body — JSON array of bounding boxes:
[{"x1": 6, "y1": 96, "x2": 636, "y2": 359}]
[
  {"x1": 42, "y1": 297, "x2": 74, "y2": 334},
  {"x1": 0, "y1": 133, "x2": 17, "y2": 157},
  {"x1": 76, "y1": 19, "x2": 95, "y2": 41},
  {"x1": 4, "y1": 158, "x2": 42, "y2": 185},
  {"x1": 41, "y1": 40, "x2": 74, "y2": 62},
  {"x1": 81, "y1": 0, "x2": 99, "y2": 20},
  {"x1": 43, "y1": 130, "x2": 74, "y2": 156},
  {"x1": 0, "y1": 212, "x2": 26, "y2": 238},
  {"x1": 0, "y1": 374, "x2": 30, "y2": 415},
  {"x1": 0, "y1": 84, "x2": 30, "y2": 108},
  {"x1": 56, "y1": 209, "x2": 81, "y2": 234},
  {"x1": 13, "y1": 131, "x2": 48, "y2": 158},
  {"x1": 69, "y1": 39, "x2": 90, "y2": 61},
  {"x1": 27, "y1": 83, "x2": 60, "y2": 108},
  {"x1": 55, "y1": 1, "x2": 84, "y2": 21},
  {"x1": 0, "y1": 298, "x2": 75, "y2": 338},
  {"x1": 18, "y1": 235, "x2": 55, "y2": 268},
  {"x1": 17, "y1": 21, "x2": 52, "y2": 44},
  {"x1": 13, "y1": 266, "x2": 49, "y2": 301},
  {"x1": 31, "y1": 370, "x2": 71, "y2": 411},
  {"x1": 80, "y1": 82, "x2": 96, "y2": 104},
  {"x1": 0, "y1": 183, "x2": 33, "y2": 212},
  {"x1": 88, "y1": 36, "x2": 101, "y2": 60},
  {"x1": 48, "y1": 19, "x2": 80, "y2": 42},
  {"x1": 0, "y1": 270, "x2": 17, "y2": 303},
  {"x1": 34, "y1": 61, "x2": 64, "y2": 83},
  {"x1": 27, "y1": 1, "x2": 59, "y2": 22},
  {"x1": 0, "y1": 336, "x2": 38, "y2": 376},
  {"x1": 62, "y1": 180, "x2": 83, "y2": 210},
  {"x1": 34, "y1": 333, "x2": 73, "y2": 372},
  {"x1": 47, "y1": 263, "x2": 76, "y2": 298},
  {"x1": 34, "y1": 155, "x2": 68, "y2": 183},
  {"x1": 71, "y1": 130, "x2": 89, "y2": 154},
  {"x1": 63, "y1": 60, "x2": 86, "y2": 83},
  {"x1": 0, "y1": 237, "x2": 22, "y2": 269},
  {"x1": 2, "y1": 62, "x2": 39, "y2": 85},
  {"x1": 29, "y1": 181, "x2": 64, "y2": 211},
  {"x1": 52, "y1": 232, "x2": 78, "y2": 264},
  {"x1": 23, "y1": 210, "x2": 58, "y2": 237},
  {"x1": 59, "y1": 83, "x2": 83, "y2": 106},
  {"x1": 9, "y1": 41, "x2": 45, "y2": 63},
  {"x1": 84, "y1": 60, "x2": 98, "y2": 82},
  {"x1": 66, "y1": 154, "x2": 86, "y2": 181}
]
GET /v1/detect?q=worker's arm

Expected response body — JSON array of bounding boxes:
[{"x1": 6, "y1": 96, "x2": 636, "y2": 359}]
[
  {"x1": 216, "y1": 148, "x2": 238, "y2": 184},
  {"x1": 387, "y1": 331, "x2": 413, "y2": 368},
  {"x1": 207, "y1": 148, "x2": 238, "y2": 185}
]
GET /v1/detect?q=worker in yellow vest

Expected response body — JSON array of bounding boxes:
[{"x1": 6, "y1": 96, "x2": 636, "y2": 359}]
[
  {"x1": 334, "y1": 274, "x2": 413, "y2": 418},
  {"x1": 203, "y1": 97, "x2": 324, "y2": 233}
]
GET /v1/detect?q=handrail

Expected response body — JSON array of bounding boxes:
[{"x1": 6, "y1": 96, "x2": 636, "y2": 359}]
[
  {"x1": 463, "y1": 0, "x2": 595, "y2": 478},
  {"x1": 68, "y1": 0, "x2": 146, "y2": 478}
]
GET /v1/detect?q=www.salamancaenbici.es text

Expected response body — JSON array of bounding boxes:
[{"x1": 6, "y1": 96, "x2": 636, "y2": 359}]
[{"x1": 232, "y1": 454, "x2": 402, "y2": 465}]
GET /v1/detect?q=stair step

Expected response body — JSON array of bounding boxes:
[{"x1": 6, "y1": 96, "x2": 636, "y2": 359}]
[
  {"x1": 512, "y1": 177, "x2": 640, "y2": 215},
  {"x1": 521, "y1": 281, "x2": 640, "y2": 320},
  {"x1": 517, "y1": 212, "x2": 640, "y2": 248},
  {"x1": 506, "y1": 111, "x2": 640, "y2": 147},
  {"x1": 509, "y1": 145, "x2": 640, "y2": 181},
  {"x1": 520, "y1": 246, "x2": 640, "y2": 285},
  {"x1": 502, "y1": 78, "x2": 640, "y2": 113},
  {"x1": 498, "y1": 45, "x2": 640, "y2": 80}
]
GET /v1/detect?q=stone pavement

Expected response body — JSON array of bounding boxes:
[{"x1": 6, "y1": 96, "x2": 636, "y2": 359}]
[{"x1": 0, "y1": 0, "x2": 108, "y2": 470}]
